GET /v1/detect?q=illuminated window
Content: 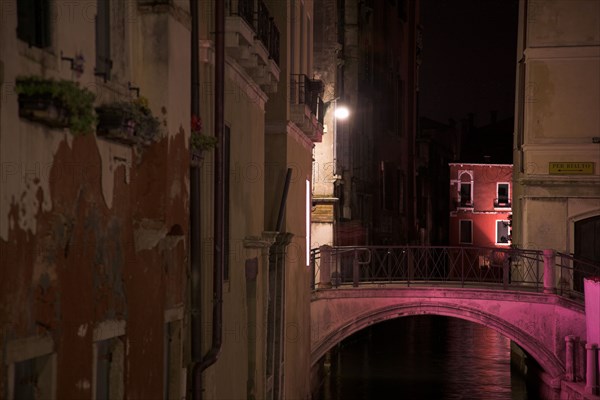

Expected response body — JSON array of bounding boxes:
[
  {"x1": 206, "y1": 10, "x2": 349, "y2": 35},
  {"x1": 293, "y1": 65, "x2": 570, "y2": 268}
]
[
  {"x1": 459, "y1": 220, "x2": 472, "y2": 244},
  {"x1": 458, "y1": 170, "x2": 473, "y2": 207},
  {"x1": 459, "y1": 183, "x2": 472, "y2": 206},
  {"x1": 495, "y1": 183, "x2": 510, "y2": 207},
  {"x1": 496, "y1": 220, "x2": 510, "y2": 245}
]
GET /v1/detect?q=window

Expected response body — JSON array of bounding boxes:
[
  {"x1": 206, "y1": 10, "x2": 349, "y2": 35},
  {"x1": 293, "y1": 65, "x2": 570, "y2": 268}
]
[
  {"x1": 95, "y1": 337, "x2": 124, "y2": 400},
  {"x1": 299, "y1": 3, "x2": 304, "y2": 73},
  {"x1": 164, "y1": 318, "x2": 183, "y2": 399},
  {"x1": 496, "y1": 220, "x2": 510, "y2": 245},
  {"x1": 13, "y1": 354, "x2": 55, "y2": 399},
  {"x1": 397, "y1": 0, "x2": 407, "y2": 20},
  {"x1": 397, "y1": 170, "x2": 405, "y2": 213},
  {"x1": 93, "y1": 320, "x2": 125, "y2": 400},
  {"x1": 457, "y1": 170, "x2": 473, "y2": 207},
  {"x1": 459, "y1": 220, "x2": 472, "y2": 244},
  {"x1": 459, "y1": 183, "x2": 472, "y2": 207},
  {"x1": 6, "y1": 336, "x2": 56, "y2": 400},
  {"x1": 95, "y1": 0, "x2": 112, "y2": 80},
  {"x1": 381, "y1": 161, "x2": 395, "y2": 211},
  {"x1": 17, "y1": 0, "x2": 50, "y2": 48},
  {"x1": 496, "y1": 183, "x2": 510, "y2": 207}
]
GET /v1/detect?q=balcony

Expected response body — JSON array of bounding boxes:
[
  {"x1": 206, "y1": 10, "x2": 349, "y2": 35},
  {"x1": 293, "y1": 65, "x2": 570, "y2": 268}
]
[
  {"x1": 453, "y1": 197, "x2": 473, "y2": 209},
  {"x1": 225, "y1": 0, "x2": 280, "y2": 93},
  {"x1": 290, "y1": 74, "x2": 324, "y2": 142},
  {"x1": 493, "y1": 198, "x2": 511, "y2": 208}
]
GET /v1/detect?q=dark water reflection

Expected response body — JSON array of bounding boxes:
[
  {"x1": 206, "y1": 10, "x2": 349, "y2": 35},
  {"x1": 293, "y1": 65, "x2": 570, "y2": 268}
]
[{"x1": 318, "y1": 316, "x2": 529, "y2": 400}]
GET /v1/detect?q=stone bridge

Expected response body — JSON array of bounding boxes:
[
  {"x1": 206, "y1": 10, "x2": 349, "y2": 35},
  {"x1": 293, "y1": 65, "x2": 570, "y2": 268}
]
[{"x1": 310, "y1": 286, "x2": 586, "y2": 387}]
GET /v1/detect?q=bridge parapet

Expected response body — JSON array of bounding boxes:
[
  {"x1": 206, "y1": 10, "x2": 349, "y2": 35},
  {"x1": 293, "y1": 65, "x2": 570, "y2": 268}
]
[
  {"x1": 309, "y1": 247, "x2": 600, "y2": 398},
  {"x1": 310, "y1": 245, "x2": 600, "y2": 301}
]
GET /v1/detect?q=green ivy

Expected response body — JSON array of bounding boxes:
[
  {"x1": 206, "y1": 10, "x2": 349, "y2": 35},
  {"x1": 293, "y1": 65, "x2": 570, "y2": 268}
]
[
  {"x1": 16, "y1": 76, "x2": 97, "y2": 135},
  {"x1": 96, "y1": 99, "x2": 162, "y2": 144}
]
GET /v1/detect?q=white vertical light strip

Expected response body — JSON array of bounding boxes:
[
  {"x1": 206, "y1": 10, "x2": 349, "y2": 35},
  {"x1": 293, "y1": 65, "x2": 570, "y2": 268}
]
[{"x1": 306, "y1": 179, "x2": 311, "y2": 267}]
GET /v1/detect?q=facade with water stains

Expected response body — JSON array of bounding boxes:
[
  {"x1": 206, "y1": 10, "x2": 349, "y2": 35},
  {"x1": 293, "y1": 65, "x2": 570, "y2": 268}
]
[
  {"x1": 512, "y1": 0, "x2": 600, "y2": 267},
  {"x1": 0, "y1": 0, "x2": 317, "y2": 399}
]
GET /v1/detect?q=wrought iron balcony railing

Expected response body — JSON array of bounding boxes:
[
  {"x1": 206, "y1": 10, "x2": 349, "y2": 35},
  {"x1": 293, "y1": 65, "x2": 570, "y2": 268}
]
[
  {"x1": 256, "y1": 0, "x2": 280, "y2": 66},
  {"x1": 230, "y1": 0, "x2": 254, "y2": 28},
  {"x1": 453, "y1": 197, "x2": 473, "y2": 208},
  {"x1": 310, "y1": 245, "x2": 600, "y2": 302},
  {"x1": 269, "y1": 21, "x2": 280, "y2": 65},
  {"x1": 257, "y1": 0, "x2": 270, "y2": 48},
  {"x1": 290, "y1": 74, "x2": 324, "y2": 118},
  {"x1": 494, "y1": 197, "x2": 511, "y2": 208}
]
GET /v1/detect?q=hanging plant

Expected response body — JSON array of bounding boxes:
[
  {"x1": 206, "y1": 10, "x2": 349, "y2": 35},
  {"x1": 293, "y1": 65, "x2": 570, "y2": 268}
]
[
  {"x1": 15, "y1": 76, "x2": 97, "y2": 135},
  {"x1": 96, "y1": 97, "x2": 162, "y2": 146},
  {"x1": 190, "y1": 115, "x2": 217, "y2": 151}
]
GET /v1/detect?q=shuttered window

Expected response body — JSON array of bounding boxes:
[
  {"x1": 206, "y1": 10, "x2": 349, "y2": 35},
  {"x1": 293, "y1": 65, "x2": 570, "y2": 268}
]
[{"x1": 17, "y1": 0, "x2": 50, "y2": 48}]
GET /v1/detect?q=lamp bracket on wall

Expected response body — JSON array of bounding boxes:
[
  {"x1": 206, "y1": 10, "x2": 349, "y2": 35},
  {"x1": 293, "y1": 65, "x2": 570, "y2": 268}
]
[{"x1": 128, "y1": 82, "x2": 140, "y2": 98}]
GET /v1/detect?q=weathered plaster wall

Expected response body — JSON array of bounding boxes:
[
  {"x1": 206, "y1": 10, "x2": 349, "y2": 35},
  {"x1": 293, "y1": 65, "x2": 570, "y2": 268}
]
[
  {"x1": 283, "y1": 127, "x2": 313, "y2": 400},
  {"x1": 311, "y1": 222, "x2": 334, "y2": 248},
  {"x1": 1, "y1": 2, "x2": 189, "y2": 398},
  {"x1": 198, "y1": 56, "x2": 270, "y2": 400},
  {"x1": 527, "y1": 0, "x2": 600, "y2": 47},
  {"x1": 513, "y1": 0, "x2": 600, "y2": 253}
]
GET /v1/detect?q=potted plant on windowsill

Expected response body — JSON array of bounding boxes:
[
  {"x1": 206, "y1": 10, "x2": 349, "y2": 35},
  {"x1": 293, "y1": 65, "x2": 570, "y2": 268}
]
[
  {"x1": 16, "y1": 76, "x2": 97, "y2": 135},
  {"x1": 96, "y1": 97, "x2": 161, "y2": 146},
  {"x1": 190, "y1": 115, "x2": 217, "y2": 166}
]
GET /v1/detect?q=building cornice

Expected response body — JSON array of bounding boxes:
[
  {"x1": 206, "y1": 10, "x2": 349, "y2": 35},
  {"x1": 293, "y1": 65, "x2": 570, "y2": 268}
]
[
  {"x1": 265, "y1": 121, "x2": 314, "y2": 151},
  {"x1": 226, "y1": 57, "x2": 269, "y2": 110},
  {"x1": 518, "y1": 176, "x2": 600, "y2": 186},
  {"x1": 244, "y1": 231, "x2": 278, "y2": 249},
  {"x1": 449, "y1": 163, "x2": 513, "y2": 167},
  {"x1": 524, "y1": 46, "x2": 600, "y2": 61},
  {"x1": 200, "y1": 39, "x2": 269, "y2": 110},
  {"x1": 312, "y1": 197, "x2": 339, "y2": 204}
]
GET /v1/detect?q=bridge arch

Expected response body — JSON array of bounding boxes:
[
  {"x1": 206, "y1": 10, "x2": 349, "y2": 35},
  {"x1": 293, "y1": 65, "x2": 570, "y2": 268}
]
[{"x1": 311, "y1": 288, "x2": 586, "y2": 384}]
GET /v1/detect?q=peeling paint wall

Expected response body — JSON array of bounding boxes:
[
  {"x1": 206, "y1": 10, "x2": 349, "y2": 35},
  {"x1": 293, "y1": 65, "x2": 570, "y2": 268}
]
[{"x1": 1, "y1": 1, "x2": 188, "y2": 398}]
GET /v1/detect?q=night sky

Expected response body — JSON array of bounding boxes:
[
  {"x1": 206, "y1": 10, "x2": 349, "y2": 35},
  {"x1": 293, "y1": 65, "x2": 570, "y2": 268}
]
[{"x1": 419, "y1": 0, "x2": 519, "y2": 127}]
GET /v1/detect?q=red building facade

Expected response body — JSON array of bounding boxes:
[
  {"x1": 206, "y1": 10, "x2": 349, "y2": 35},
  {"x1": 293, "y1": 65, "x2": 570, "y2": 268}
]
[{"x1": 449, "y1": 163, "x2": 513, "y2": 248}]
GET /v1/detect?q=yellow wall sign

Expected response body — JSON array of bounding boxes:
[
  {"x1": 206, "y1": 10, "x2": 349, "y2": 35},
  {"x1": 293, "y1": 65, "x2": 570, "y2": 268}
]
[{"x1": 549, "y1": 162, "x2": 594, "y2": 175}]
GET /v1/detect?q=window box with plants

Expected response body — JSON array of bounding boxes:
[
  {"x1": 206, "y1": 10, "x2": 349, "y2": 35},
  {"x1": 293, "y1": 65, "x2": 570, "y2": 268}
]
[
  {"x1": 190, "y1": 115, "x2": 217, "y2": 166},
  {"x1": 15, "y1": 76, "x2": 96, "y2": 135},
  {"x1": 95, "y1": 97, "x2": 161, "y2": 146}
]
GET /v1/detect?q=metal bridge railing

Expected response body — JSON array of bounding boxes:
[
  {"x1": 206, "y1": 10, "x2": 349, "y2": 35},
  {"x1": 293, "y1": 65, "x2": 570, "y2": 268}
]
[{"x1": 309, "y1": 245, "x2": 600, "y2": 302}]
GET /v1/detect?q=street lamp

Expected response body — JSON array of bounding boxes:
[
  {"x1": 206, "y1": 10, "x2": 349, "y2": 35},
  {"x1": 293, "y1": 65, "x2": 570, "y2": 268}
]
[
  {"x1": 328, "y1": 98, "x2": 350, "y2": 177},
  {"x1": 334, "y1": 104, "x2": 350, "y2": 120}
]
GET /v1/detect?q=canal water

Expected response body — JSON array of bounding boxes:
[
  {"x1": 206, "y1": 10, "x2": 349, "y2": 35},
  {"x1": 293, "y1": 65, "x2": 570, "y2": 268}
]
[{"x1": 317, "y1": 315, "x2": 530, "y2": 400}]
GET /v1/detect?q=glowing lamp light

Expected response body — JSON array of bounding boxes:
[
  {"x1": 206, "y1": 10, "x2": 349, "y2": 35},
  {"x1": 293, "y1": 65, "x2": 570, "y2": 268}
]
[{"x1": 334, "y1": 105, "x2": 350, "y2": 120}]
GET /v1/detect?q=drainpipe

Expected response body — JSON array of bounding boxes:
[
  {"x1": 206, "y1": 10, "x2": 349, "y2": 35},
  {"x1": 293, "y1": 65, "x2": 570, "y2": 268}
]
[
  {"x1": 276, "y1": 168, "x2": 293, "y2": 232},
  {"x1": 189, "y1": 0, "x2": 203, "y2": 395},
  {"x1": 192, "y1": 0, "x2": 225, "y2": 398}
]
